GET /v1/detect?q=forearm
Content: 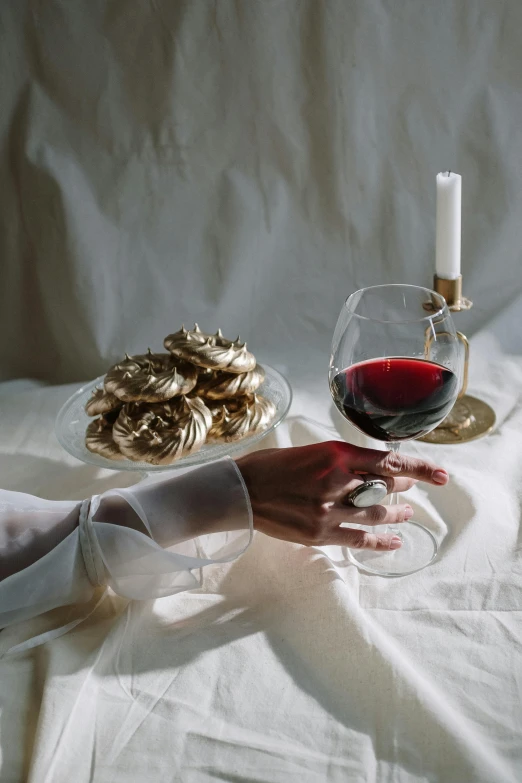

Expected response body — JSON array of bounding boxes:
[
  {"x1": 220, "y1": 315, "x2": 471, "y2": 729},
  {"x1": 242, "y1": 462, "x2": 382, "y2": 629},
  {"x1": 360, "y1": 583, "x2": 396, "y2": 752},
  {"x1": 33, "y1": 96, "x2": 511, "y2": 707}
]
[
  {"x1": 0, "y1": 458, "x2": 252, "y2": 629},
  {"x1": 0, "y1": 497, "x2": 81, "y2": 582},
  {"x1": 103, "y1": 458, "x2": 251, "y2": 546}
]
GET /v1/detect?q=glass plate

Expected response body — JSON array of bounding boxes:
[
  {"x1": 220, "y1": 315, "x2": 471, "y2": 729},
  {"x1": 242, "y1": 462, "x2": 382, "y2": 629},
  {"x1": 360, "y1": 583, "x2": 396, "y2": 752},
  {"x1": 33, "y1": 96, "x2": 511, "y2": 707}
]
[{"x1": 55, "y1": 363, "x2": 292, "y2": 472}]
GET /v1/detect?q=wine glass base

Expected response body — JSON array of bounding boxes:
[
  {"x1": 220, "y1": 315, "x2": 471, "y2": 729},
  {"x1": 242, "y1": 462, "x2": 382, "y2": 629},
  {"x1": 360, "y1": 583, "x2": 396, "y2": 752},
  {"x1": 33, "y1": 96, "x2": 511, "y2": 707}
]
[{"x1": 344, "y1": 521, "x2": 438, "y2": 577}]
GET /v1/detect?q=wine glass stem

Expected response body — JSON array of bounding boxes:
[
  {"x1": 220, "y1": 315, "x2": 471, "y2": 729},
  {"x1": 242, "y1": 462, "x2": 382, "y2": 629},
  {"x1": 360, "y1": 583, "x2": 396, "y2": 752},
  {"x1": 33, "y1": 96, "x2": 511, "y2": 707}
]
[{"x1": 386, "y1": 442, "x2": 402, "y2": 540}]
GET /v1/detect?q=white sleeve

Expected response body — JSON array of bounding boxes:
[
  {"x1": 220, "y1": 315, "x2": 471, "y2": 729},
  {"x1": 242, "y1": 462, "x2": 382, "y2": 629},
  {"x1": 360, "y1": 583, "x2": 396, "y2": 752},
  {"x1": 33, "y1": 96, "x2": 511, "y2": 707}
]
[{"x1": 0, "y1": 457, "x2": 253, "y2": 631}]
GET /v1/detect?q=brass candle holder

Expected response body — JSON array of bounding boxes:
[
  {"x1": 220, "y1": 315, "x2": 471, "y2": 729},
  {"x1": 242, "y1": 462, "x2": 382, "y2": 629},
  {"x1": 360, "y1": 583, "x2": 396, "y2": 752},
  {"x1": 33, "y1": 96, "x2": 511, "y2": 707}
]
[{"x1": 419, "y1": 275, "x2": 496, "y2": 444}]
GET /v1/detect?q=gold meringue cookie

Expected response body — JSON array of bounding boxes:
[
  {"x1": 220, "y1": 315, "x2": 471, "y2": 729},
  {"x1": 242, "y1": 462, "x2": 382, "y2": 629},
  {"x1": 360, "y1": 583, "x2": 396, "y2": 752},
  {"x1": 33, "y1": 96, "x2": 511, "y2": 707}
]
[
  {"x1": 85, "y1": 386, "x2": 122, "y2": 417},
  {"x1": 112, "y1": 398, "x2": 186, "y2": 448},
  {"x1": 85, "y1": 414, "x2": 122, "y2": 461},
  {"x1": 196, "y1": 364, "x2": 265, "y2": 399},
  {"x1": 164, "y1": 324, "x2": 214, "y2": 352},
  {"x1": 208, "y1": 394, "x2": 276, "y2": 442},
  {"x1": 164, "y1": 325, "x2": 256, "y2": 374},
  {"x1": 247, "y1": 393, "x2": 276, "y2": 434},
  {"x1": 206, "y1": 397, "x2": 242, "y2": 425},
  {"x1": 112, "y1": 397, "x2": 212, "y2": 465},
  {"x1": 104, "y1": 350, "x2": 197, "y2": 402}
]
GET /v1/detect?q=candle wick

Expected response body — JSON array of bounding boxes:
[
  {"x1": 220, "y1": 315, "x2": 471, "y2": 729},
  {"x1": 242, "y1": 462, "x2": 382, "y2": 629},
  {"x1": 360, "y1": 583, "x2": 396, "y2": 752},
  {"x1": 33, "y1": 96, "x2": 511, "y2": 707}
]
[{"x1": 446, "y1": 170, "x2": 451, "y2": 177}]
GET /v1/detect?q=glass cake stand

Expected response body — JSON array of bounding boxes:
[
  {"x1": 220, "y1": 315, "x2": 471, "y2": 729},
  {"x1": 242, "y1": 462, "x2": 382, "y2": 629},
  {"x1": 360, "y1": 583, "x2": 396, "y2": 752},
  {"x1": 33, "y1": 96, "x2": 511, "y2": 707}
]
[{"x1": 55, "y1": 363, "x2": 292, "y2": 474}]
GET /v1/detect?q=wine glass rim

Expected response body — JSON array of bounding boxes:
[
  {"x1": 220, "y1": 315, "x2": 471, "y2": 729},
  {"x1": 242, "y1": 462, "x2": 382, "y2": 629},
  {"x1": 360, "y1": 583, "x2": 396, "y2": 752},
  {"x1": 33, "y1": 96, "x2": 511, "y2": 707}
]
[{"x1": 344, "y1": 284, "x2": 447, "y2": 324}]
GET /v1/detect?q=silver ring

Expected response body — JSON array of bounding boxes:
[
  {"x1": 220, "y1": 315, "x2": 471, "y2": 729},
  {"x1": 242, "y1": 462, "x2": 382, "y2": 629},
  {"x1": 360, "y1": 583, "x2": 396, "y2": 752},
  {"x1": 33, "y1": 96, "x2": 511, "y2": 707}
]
[{"x1": 345, "y1": 479, "x2": 388, "y2": 508}]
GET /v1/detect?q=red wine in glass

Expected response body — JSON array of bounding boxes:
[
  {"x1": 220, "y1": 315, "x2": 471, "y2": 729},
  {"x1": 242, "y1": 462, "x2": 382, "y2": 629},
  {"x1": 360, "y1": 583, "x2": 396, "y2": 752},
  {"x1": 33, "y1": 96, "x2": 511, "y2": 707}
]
[
  {"x1": 331, "y1": 357, "x2": 458, "y2": 442},
  {"x1": 329, "y1": 284, "x2": 464, "y2": 576}
]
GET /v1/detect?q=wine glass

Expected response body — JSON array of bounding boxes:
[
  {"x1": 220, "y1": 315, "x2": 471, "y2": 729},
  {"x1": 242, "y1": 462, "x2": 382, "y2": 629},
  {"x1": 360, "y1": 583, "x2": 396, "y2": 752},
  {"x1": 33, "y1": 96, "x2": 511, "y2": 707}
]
[{"x1": 329, "y1": 284, "x2": 464, "y2": 576}]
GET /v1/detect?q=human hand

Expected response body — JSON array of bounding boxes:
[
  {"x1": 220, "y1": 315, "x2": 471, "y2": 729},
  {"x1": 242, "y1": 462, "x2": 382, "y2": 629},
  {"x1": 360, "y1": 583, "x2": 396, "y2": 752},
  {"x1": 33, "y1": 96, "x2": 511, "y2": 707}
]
[{"x1": 235, "y1": 441, "x2": 448, "y2": 551}]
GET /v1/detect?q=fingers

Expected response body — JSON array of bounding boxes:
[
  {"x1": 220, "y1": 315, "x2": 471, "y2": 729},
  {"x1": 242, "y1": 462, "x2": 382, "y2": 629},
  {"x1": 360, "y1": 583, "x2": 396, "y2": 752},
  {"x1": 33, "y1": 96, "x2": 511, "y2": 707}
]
[
  {"x1": 342, "y1": 473, "x2": 417, "y2": 499},
  {"x1": 329, "y1": 526, "x2": 403, "y2": 551},
  {"x1": 327, "y1": 501, "x2": 413, "y2": 529},
  {"x1": 325, "y1": 501, "x2": 414, "y2": 551},
  {"x1": 388, "y1": 476, "x2": 418, "y2": 493},
  {"x1": 338, "y1": 443, "x2": 449, "y2": 485}
]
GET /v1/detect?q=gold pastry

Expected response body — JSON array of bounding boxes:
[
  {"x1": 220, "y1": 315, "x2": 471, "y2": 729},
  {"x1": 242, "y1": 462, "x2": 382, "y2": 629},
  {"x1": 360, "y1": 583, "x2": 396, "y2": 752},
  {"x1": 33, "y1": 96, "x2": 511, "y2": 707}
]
[
  {"x1": 85, "y1": 414, "x2": 122, "y2": 461},
  {"x1": 164, "y1": 325, "x2": 256, "y2": 374},
  {"x1": 85, "y1": 386, "x2": 122, "y2": 417},
  {"x1": 112, "y1": 398, "x2": 186, "y2": 448},
  {"x1": 104, "y1": 350, "x2": 197, "y2": 402},
  {"x1": 196, "y1": 364, "x2": 265, "y2": 399},
  {"x1": 112, "y1": 396, "x2": 212, "y2": 465},
  {"x1": 208, "y1": 394, "x2": 276, "y2": 442},
  {"x1": 206, "y1": 397, "x2": 242, "y2": 425},
  {"x1": 84, "y1": 325, "x2": 277, "y2": 463}
]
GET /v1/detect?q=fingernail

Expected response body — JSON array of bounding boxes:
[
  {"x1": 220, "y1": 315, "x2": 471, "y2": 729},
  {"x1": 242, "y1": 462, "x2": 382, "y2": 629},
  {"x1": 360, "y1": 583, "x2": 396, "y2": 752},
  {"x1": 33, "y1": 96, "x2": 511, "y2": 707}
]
[
  {"x1": 390, "y1": 536, "x2": 402, "y2": 550},
  {"x1": 404, "y1": 505, "x2": 414, "y2": 520},
  {"x1": 433, "y1": 470, "x2": 449, "y2": 485}
]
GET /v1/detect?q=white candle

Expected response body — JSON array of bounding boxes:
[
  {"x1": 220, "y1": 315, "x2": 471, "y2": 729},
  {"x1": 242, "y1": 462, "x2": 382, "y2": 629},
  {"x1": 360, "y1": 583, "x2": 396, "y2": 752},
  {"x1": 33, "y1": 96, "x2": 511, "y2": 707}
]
[{"x1": 436, "y1": 171, "x2": 461, "y2": 279}]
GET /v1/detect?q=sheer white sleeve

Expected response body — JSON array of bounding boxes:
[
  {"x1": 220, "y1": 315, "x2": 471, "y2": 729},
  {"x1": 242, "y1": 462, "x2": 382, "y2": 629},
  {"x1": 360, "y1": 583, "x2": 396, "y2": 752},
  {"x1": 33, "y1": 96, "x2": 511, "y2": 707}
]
[{"x1": 0, "y1": 458, "x2": 252, "y2": 631}]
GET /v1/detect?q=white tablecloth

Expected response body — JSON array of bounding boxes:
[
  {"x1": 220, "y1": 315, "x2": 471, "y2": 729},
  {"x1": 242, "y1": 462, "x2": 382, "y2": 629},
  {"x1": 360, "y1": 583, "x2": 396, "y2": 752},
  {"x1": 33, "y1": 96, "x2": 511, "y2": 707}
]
[{"x1": 1, "y1": 335, "x2": 521, "y2": 782}]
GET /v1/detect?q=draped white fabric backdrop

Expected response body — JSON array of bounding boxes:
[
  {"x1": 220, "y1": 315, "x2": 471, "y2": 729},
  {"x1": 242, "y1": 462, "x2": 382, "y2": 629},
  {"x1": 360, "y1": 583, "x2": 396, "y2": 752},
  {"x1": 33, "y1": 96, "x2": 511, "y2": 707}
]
[{"x1": 1, "y1": 0, "x2": 522, "y2": 385}]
